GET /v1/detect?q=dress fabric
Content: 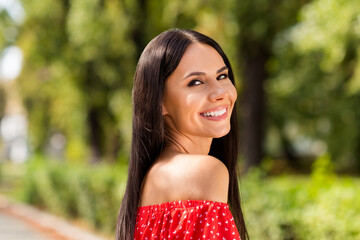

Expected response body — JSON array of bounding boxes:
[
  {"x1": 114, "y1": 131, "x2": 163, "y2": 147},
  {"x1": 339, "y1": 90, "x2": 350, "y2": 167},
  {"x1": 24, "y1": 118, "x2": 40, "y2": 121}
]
[{"x1": 134, "y1": 200, "x2": 241, "y2": 240}]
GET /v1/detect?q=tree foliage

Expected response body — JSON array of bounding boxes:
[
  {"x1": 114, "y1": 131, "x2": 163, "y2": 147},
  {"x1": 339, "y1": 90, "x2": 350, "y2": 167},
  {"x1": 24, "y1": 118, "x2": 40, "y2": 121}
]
[
  {"x1": 13, "y1": 0, "x2": 209, "y2": 163},
  {"x1": 268, "y1": 0, "x2": 360, "y2": 170},
  {"x1": 1, "y1": 0, "x2": 360, "y2": 170}
]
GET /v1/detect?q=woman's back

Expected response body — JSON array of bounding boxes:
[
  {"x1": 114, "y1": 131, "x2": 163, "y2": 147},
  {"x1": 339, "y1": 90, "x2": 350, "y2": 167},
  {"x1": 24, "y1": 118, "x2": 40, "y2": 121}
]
[
  {"x1": 135, "y1": 151, "x2": 241, "y2": 239},
  {"x1": 139, "y1": 150, "x2": 230, "y2": 207},
  {"x1": 134, "y1": 199, "x2": 240, "y2": 240}
]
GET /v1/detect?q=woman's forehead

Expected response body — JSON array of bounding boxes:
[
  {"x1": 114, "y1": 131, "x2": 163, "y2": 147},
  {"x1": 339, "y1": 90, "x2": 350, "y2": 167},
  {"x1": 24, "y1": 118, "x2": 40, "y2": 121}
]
[{"x1": 174, "y1": 43, "x2": 226, "y2": 76}]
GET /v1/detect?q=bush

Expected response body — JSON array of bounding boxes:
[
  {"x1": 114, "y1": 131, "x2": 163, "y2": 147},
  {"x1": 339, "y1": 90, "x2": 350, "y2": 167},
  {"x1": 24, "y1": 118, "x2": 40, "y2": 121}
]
[
  {"x1": 242, "y1": 155, "x2": 360, "y2": 240},
  {"x1": 20, "y1": 157, "x2": 127, "y2": 234},
  {"x1": 3, "y1": 154, "x2": 359, "y2": 239}
]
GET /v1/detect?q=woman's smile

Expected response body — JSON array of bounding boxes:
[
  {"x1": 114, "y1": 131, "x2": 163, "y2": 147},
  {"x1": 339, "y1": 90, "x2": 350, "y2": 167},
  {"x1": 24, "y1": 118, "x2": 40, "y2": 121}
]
[{"x1": 199, "y1": 105, "x2": 228, "y2": 120}]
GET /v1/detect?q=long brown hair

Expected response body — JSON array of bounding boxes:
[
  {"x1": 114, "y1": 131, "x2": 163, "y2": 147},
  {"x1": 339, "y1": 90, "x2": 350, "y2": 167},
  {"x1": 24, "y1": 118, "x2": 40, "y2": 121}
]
[{"x1": 116, "y1": 29, "x2": 249, "y2": 240}]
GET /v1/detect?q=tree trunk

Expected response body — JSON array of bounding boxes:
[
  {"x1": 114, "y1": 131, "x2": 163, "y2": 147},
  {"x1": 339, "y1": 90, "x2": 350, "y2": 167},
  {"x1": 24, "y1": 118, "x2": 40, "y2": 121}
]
[
  {"x1": 279, "y1": 129, "x2": 300, "y2": 169},
  {"x1": 240, "y1": 45, "x2": 269, "y2": 170},
  {"x1": 131, "y1": 0, "x2": 147, "y2": 61},
  {"x1": 354, "y1": 115, "x2": 360, "y2": 172},
  {"x1": 87, "y1": 108, "x2": 102, "y2": 163}
]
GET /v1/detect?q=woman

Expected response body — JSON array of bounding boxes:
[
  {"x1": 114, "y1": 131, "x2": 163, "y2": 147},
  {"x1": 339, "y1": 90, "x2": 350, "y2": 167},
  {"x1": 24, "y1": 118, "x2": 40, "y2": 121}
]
[{"x1": 116, "y1": 29, "x2": 249, "y2": 240}]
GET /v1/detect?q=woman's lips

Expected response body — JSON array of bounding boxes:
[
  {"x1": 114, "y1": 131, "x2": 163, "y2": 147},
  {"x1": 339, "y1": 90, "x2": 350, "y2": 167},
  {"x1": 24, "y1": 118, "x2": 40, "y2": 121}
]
[{"x1": 199, "y1": 106, "x2": 229, "y2": 121}]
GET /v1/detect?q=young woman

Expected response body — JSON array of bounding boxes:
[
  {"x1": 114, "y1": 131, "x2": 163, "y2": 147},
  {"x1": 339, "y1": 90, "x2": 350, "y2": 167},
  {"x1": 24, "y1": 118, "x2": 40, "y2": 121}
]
[{"x1": 116, "y1": 29, "x2": 249, "y2": 240}]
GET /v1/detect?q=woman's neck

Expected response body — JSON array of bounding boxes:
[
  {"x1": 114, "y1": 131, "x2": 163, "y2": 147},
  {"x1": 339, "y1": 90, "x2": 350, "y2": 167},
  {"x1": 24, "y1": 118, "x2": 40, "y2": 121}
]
[{"x1": 165, "y1": 131, "x2": 213, "y2": 155}]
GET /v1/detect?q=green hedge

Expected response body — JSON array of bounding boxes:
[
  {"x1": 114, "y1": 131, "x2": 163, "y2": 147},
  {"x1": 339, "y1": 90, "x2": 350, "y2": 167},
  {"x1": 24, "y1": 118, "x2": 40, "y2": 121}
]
[
  {"x1": 242, "y1": 154, "x2": 360, "y2": 240},
  {"x1": 2, "y1": 154, "x2": 359, "y2": 239},
  {"x1": 19, "y1": 157, "x2": 127, "y2": 234}
]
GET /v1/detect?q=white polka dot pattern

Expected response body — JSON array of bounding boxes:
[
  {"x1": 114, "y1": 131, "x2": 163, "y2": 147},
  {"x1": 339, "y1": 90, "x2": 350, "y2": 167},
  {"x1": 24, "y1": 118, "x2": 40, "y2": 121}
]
[{"x1": 134, "y1": 200, "x2": 241, "y2": 240}]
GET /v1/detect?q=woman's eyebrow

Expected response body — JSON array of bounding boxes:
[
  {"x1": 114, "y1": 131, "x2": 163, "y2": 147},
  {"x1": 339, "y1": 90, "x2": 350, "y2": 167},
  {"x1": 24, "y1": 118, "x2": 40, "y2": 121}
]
[
  {"x1": 183, "y1": 71, "x2": 205, "y2": 80},
  {"x1": 216, "y1": 66, "x2": 229, "y2": 74},
  {"x1": 183, "y1": 66, "x2": 228, "y2": 80}
]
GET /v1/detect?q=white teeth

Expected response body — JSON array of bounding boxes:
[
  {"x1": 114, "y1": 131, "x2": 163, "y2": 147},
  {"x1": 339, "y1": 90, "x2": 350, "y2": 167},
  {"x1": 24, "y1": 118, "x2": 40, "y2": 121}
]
[{"x1": 202, "y1": 108, "x2": 226, "y2": 117}]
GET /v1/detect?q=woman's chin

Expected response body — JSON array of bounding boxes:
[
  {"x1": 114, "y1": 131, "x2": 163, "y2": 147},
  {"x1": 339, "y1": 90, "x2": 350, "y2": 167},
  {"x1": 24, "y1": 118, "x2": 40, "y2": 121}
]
[{"x1": 209, "y1": 127, "x2": 231, "y2": 138}]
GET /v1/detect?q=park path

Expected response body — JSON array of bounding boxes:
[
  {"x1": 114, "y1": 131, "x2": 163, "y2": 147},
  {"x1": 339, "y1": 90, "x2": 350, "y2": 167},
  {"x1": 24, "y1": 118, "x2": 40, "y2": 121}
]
[
  {"x1": 0, "y1": 210, "x2": 54, "y2": 240},
  {"x1": 0, "y1": 195, "x2": 110, "y2": 240}
]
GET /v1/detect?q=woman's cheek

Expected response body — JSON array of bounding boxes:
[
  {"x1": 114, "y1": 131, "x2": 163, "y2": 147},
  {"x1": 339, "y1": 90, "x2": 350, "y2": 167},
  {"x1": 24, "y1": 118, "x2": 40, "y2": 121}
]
[{"x1": 228, "y1": 84, "x2": 237, "y2": 102}]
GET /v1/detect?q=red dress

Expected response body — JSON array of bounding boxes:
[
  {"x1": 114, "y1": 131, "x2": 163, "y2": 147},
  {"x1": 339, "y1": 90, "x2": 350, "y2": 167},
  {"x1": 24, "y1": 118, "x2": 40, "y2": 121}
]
[{"x1": 134, "y1": 200, "x2": 241, "y2": 240}]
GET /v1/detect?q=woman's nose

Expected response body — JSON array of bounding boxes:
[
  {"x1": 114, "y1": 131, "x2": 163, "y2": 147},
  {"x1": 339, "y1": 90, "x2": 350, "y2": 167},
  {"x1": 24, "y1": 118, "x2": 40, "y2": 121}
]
[{"x1": 209, "y1": 81, "x2": 228, "y2": 102}]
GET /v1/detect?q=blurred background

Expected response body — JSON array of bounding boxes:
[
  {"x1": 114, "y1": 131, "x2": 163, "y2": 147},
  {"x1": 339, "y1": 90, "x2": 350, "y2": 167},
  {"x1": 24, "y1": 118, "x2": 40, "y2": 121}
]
[{"x1": 0, "y1": 0, "x2": 360, "y2": 239}]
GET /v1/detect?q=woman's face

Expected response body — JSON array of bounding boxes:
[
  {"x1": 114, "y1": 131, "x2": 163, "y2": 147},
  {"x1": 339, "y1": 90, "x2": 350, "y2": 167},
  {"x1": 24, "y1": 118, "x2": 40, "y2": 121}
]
[{"x1": 162, "y1": 43, "x2": 237, "y2": 139}]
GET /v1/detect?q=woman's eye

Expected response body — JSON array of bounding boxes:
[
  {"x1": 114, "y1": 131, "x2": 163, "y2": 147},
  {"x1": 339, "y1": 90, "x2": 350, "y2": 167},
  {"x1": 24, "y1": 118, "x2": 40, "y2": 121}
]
[
  {"x1": 187, "y1": 79, "x2": 203, "y2": 87},
  {"x1": 217, "y1": 73, "x2": 228, "y2": 80}
]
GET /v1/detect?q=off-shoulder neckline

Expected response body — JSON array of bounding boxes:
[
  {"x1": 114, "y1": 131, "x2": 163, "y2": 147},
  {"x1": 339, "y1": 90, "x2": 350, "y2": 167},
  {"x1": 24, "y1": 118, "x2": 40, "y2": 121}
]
[{"x1": 137, "y1": 199, "x2": 229, "y2": 212}]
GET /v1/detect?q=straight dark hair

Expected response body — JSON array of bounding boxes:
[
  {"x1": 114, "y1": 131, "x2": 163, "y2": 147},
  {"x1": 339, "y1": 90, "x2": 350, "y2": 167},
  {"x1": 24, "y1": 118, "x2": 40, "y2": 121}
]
[{"x1": 116, "y1": 29, "x2": 249, "y2": 240}]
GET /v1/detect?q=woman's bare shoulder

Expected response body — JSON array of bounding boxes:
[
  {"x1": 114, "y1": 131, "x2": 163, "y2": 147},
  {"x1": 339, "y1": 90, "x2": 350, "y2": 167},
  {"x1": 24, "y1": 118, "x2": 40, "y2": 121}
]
[
  {"x1": 140, "y1": 153, "x2": 229, "y2": 206},
  {"x1": 171, "y1": 154, "x2": 229, "y2": 181}
]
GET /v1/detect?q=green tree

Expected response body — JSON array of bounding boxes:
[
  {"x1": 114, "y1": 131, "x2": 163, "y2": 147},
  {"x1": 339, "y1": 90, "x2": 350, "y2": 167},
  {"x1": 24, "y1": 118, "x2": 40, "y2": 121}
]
[
  {"x1": 1, "y1": 2, "x2": 21, "y2": 119},
  {"x1": 231, "y1": 0, "x2": 309, "y2": 169},
  {"x1": 268, "y1": 0, "x2": 360, "y2": 170},
  {"x1": 16, "y1": 0, "x2": 135, "y2": 162},
  {"x1": 15, "y1": 0, "x2": 205, "y2": 162}
]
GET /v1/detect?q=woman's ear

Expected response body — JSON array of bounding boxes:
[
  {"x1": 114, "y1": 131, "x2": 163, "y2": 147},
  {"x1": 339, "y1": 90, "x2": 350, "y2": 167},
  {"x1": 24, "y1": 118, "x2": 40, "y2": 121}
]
[{"x1": 162, "y1": 104, "x2": 169, "y2": 116}]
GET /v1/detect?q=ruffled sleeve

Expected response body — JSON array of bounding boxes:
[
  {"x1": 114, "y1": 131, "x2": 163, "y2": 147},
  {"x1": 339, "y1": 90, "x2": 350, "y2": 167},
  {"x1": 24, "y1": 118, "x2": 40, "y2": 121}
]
[{"x1": 134, "y1": 200, "x2": 241, "y2": 240}]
